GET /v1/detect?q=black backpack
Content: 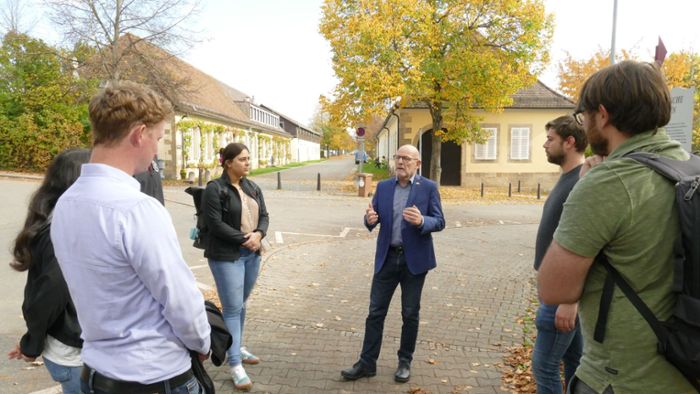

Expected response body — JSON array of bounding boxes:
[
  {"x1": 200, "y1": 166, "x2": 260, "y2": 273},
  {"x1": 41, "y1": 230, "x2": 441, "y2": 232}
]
[
  {"x1": 185, "y1": 181, "x2": 228, "y2": 250},
  {"x1": 594, "y1": 151, "x2": 700, "y2": 391}
]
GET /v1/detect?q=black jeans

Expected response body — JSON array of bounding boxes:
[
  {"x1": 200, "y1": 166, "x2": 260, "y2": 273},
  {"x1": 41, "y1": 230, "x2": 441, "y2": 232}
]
[{"x1": 359, "y1": 248, "x2": 427, "y2": 369}]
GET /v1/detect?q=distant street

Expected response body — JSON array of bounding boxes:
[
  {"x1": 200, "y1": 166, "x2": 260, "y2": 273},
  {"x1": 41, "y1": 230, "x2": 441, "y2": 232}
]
[{"x1": 253, "y1": 156, "x2": 357, "y2": 192}]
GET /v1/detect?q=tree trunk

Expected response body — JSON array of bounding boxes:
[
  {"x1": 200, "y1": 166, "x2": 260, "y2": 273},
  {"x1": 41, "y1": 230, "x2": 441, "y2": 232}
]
[{"x1": 429, "y1": 106, "x2": 442, "y2": 184}]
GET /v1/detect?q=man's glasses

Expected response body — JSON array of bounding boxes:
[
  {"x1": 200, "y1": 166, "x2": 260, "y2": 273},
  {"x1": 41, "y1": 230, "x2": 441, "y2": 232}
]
[
  {"x1": 573, "y1": 110, "x2": 584, "y2": 125},
  {"x1": 393, "y1": 155, "x2": 417, "y2": 162}
]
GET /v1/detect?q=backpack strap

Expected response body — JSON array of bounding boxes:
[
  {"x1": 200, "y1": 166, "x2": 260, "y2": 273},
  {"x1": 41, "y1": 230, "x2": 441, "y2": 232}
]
[
  {"x1": 626, "y1": 151, "x2": 700, "y2": 182},
  {"x1": 594, "y1": 254, "x2": 669, "y2": 345},
  {"x1": 593, "y1": 268, "x2": 616, "y2": 343}
]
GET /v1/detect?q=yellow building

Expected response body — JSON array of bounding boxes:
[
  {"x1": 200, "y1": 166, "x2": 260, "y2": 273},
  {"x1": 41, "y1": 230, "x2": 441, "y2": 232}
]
[{"x1": 376, "y1": 81, "x2": 575, "y2": 190}]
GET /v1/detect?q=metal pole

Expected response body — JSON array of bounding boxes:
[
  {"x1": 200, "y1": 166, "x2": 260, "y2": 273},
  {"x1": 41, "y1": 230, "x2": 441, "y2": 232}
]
[
  {"x1": 277, "y1": 172, "x2": 281, "y2": 190},
  {"x1": 358, "y1": 139, "x2": 365, "y2": 174},
  {"x1": 537, "y1": 183, "x2": 541, "y2": 200},
  {"x1": 517, "y1": 180, "x2": 521, "y2": 193},
  {"x1": 317, "y1": 173, "x2": 321, "y2": 191},
  {"x1": 508, "y1": 182, "x2": 512, "y2": 198},
  {"x1": 611, "y1": 0, "x2": 618, "y2": 64},
  {"x1": 480, "y1": 182, "x2": 484, "y2": 198}
]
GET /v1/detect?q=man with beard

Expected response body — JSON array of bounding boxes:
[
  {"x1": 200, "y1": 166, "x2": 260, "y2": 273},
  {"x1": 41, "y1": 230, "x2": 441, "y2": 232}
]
[
  {"x1": 341, "y1": 144, "x2": 444, "y2": 384},
  {"x1": 538, "y1": 60, "x2": 695, "y2": 393},
  {"x1": 532, "y1": 115, "x2": 586, "y2": 393}
]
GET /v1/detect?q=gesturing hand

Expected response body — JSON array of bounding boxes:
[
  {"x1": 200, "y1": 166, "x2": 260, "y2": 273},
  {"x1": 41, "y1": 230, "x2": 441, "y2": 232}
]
[
  {"x1": 366, "y1": 202, "x2": 379, "y2": 225},
  {"x1": 403, "y1": 205, "x2": 424, "y2": 227}
]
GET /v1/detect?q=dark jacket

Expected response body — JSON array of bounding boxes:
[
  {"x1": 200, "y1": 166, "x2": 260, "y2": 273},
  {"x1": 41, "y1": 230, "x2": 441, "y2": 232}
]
[
  {"x1": 134, "y1": 161, "x2": 164, "y2": 205},
  {"x1": 203, "y1": 172, "x2": 269, "y2": 261},
  {"x1": 191, "y1": 300, "x2": 232, "y2": 394},
  {"x1": 366, "y1": 175, "x2": 445, "y2": 275},
  {"x1": 20, "y1": 225, "x2": 82, "y2": 358}
]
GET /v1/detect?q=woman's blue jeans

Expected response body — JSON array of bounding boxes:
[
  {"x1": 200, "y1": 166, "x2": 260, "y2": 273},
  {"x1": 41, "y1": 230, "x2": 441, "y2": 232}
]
[
  {"x1": 532, "y1": 303, "x2": 583, "y2": 394},
  {"x1": 43, "y1": 357, "x2": 82, "y2": 394},
  {"x1": 208, "y1": 248, "x2": 261, "y2": 366}
]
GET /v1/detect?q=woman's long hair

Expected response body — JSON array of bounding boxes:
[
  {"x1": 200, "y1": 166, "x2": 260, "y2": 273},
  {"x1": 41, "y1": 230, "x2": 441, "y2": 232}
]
[{"x1": 11, "y1": 148, "x2": 91, "y2": 271}]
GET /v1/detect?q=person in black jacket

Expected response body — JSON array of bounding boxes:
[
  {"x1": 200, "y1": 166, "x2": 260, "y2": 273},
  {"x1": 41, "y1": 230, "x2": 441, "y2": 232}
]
[
  {"x1": 134, "y1": 155, "x2": 164, "y2": 205},
  {"x1": 203, "y1": 142, "x2": 269, "y2": 391},
  {"x1": 8, "y1": 148, "x2": 90, "y2": 394}
]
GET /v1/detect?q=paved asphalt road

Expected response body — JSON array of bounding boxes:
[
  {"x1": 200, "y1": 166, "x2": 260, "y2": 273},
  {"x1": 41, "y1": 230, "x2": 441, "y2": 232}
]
[{"x1": 0, "y1": 157, "x2": 543, "y2": 393}]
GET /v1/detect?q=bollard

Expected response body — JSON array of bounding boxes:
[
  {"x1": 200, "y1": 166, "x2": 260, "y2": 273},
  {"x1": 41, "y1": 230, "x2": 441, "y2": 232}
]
[
  {"x1": 508, "y1": 182, "x2": 512, "y2": 198},
  {"x1": 277, "y1": 172, "x2": 282, "y2": 190},
  {"x1": 317, "y1": 173, "x2": 321, "y2": 191},
  {"x1": 537, "y1": 183, "x2": 541, "y2": 199},
  {"x1": 517, "y1": 180, "x2": 521, "y2": 193},
  {"x1": 480, "y1": 182, "x2": 484, "y2": 198}
]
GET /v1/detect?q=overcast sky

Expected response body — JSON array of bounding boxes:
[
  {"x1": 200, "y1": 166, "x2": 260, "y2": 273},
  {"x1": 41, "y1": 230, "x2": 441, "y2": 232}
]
[{"x1": 27, "y1": 0, "x2": 700, "y2": 126}]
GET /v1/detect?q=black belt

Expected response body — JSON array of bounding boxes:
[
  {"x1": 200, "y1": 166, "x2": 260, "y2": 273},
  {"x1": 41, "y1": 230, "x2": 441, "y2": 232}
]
[
  {"x1": 389, "y1": 245, "x2": 404, "y2": 254},
  {"x1": 81, "y1": 366, "x2": 193, "y2": 394}
]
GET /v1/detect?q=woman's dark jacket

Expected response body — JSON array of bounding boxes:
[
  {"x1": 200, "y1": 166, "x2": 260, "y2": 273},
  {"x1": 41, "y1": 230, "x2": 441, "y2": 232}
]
[
  {"x1": 20, "y1": 225, "x2": 82, "y2": 358},
  {"x1": 202, "y1": 171, "x2": 269, "y2": 261}
]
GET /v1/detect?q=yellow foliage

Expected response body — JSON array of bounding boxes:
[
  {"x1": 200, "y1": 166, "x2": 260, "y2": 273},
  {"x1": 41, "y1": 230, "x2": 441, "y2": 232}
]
[
  {"x1": 558, "y1": 49, "x2": 700, "y2": 150},
  {"x1": 557, "y1": 47, "x2": 635, "y2": 101},
  {"x1": 320, "y1": 0, "x2": 553, "y2": 142}
]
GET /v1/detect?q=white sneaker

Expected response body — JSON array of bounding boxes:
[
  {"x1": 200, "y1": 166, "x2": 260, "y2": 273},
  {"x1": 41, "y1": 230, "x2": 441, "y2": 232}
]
[
  {"x1": 230, "y1": 364, "x2": 252, "y2": 391},
  {"x1": 240, "y1": 347, "x2": 260, "y2": 365}
]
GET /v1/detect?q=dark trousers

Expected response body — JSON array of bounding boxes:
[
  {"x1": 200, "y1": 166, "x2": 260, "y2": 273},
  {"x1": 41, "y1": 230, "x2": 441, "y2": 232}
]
[{"x1": 359, "y1": 249, "x2": 427, "y2": 369}]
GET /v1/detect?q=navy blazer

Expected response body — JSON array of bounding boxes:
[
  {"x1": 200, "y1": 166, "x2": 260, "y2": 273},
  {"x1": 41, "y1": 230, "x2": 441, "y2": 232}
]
[{"x1": 366, "y1": 174, "x2": 445, "y2": 275}]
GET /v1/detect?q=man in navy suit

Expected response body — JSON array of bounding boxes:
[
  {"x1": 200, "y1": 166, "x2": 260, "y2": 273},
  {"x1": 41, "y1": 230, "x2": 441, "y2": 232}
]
[{"x1": 341, "y1": 144, "x2": 445, "y2": 383}]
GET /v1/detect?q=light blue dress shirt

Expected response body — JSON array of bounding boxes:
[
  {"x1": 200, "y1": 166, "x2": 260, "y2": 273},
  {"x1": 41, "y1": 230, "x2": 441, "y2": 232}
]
[
  {"x1": 51, "y1": 164, "x2": 210, "y2": 384},
  {"x1": 390, "y1": 175, "x2": 414, "y2": 246}
]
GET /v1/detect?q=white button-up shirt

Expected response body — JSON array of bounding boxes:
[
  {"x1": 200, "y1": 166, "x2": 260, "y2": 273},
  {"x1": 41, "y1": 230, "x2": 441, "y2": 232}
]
[{"x1": 51, "y1": 164, "x2": 210, "y2": 383}]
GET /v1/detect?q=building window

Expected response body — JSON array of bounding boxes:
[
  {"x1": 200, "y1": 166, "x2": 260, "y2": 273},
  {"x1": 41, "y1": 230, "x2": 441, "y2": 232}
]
[
  {"x1": 510, "y1": 127, "x2": 530, "y2": 160},
  {"x1": 474, "y1": 127, "x2": 497, "y2": 160}
]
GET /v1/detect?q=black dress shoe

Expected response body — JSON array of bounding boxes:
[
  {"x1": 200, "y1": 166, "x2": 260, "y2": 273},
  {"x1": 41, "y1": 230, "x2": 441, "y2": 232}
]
[
  {"x1": 394, "y1": 360, "x2": 411, "y2": 383},
  {"x1": 341, "y1": 361, "x2": 376, "y2": 380}
]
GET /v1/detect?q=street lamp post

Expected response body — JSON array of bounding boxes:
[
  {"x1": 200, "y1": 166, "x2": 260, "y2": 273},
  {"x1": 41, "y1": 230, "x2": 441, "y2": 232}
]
[{"x1": 611, "y1": 0, "x2": 618, "y2": 65}]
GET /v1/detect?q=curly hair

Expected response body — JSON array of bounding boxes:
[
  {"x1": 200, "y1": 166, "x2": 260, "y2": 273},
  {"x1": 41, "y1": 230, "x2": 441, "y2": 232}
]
[{"x1": 89, "y1": 81, "x2": 173, "y2": 146}]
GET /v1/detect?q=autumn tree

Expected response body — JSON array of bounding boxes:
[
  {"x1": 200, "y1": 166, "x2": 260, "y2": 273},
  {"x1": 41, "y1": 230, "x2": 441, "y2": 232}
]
[
  {"x1": 320, "y1": 0, "x2": 553, "y2": 183},
  {"x1": 0, "y1": 32, "x2": 95, "y2": 170},
  {"x1": 557, "y1": 47, "x2": 635, "y2": 101},
  {"x1": 46, "y1": 0, "x2": 201, "y2": 101},
  {"x1": 311, "y1": 106, "x2": 354, "y2": 155}
]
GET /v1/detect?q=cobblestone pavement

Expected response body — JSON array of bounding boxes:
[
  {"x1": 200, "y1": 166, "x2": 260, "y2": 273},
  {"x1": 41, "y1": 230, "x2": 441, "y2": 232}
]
[{"x1": 204, "y1": 208, "x2": 540, "y2": 393}]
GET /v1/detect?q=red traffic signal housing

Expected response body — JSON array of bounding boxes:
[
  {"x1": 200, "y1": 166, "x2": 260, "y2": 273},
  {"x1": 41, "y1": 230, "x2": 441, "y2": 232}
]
[{"x1": 356, "y1": 127, "x2": 366, "y2": 137}]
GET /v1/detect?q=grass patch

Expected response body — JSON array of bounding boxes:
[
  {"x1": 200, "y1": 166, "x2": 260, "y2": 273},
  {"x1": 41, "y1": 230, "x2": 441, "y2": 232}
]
[{"x1": 358, "y1": 162, "x2": 391, "y2": 181}]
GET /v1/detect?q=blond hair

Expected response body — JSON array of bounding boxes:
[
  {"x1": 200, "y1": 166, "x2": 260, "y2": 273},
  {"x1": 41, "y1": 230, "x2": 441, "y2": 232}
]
[{"x1": 89, "y1": 81, "x2": 173, "y2": 146}]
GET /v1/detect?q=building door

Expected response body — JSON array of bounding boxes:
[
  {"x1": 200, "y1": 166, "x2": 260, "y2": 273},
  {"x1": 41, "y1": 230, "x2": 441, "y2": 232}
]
[{"x1": 420, "y1": 130, "x2": 461, "y2": 185}]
